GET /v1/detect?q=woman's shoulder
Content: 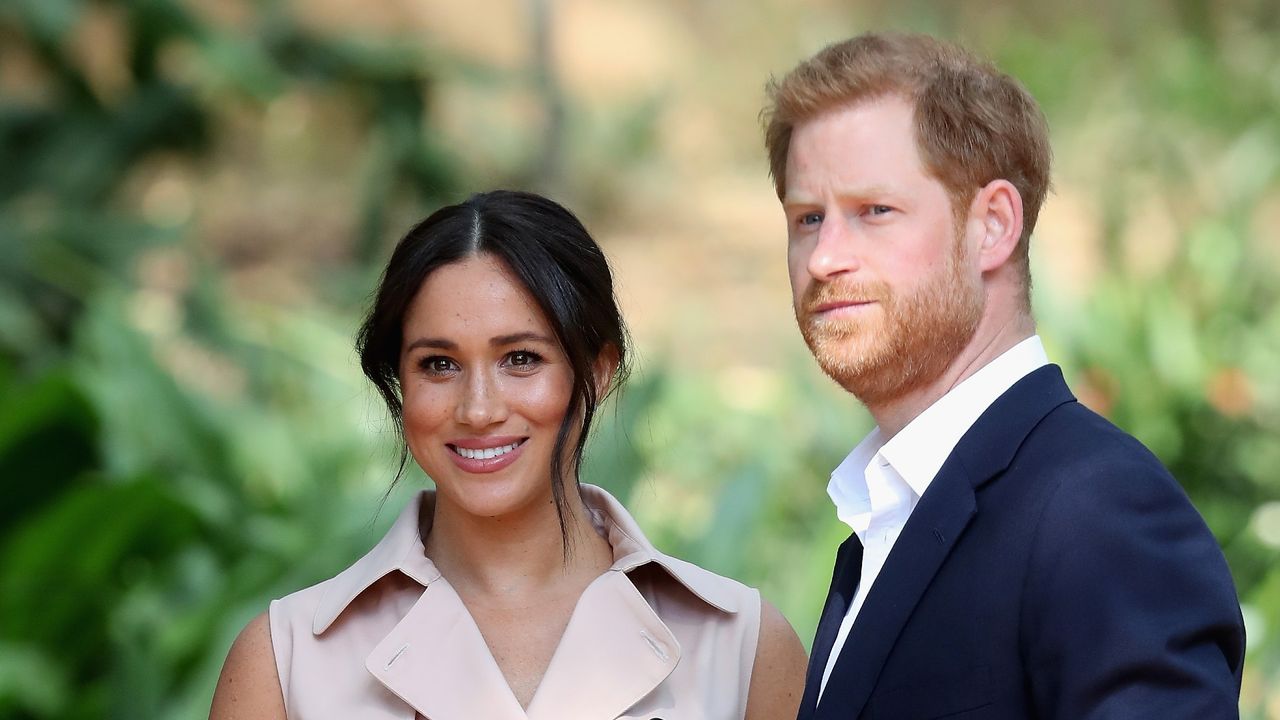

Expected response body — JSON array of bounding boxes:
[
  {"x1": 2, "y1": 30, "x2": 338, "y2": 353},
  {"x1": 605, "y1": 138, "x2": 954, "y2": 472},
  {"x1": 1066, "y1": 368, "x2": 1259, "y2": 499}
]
[
  {"x1": 647, "y1": 551, "x2": 761, "y2": 614},
  {"x1": 276, "y1": 493, "x2": 438, "y2": 634},
  {"x1": 582, "y1": 484, "x2": 760, "y2": 615},
  {"x1": 268, "y1": 571, "x2": 344, "y2": 638},
  {"x1": 211, "y1": 611, "x2": 288, "y2": 719}
]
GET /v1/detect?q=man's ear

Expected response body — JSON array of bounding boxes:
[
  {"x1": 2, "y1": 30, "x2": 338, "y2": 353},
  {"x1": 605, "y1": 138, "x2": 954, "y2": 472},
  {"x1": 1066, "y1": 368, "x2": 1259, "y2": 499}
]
[
  {"x1": 591, "y1": 344, "x2": 621, "y2": 398},
  {"x1": 968, "y1": 179, "x2": 1024, "y2": 273}
]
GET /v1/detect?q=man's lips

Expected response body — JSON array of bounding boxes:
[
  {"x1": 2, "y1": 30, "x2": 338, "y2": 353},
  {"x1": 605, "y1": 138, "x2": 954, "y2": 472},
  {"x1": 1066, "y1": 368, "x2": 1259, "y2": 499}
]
[{"x1": 810, "y1": 299, "x2": 877, "y2": 315}]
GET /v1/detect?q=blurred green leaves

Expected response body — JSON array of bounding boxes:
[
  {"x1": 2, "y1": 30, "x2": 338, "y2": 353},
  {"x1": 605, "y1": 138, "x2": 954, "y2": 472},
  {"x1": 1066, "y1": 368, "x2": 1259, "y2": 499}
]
[
  {"x1": 1, "y1": 0, "x2": 1279, "y2": 718},
  {"x1": 0, "y1": 0, "x2": 463, "y2": 716}
]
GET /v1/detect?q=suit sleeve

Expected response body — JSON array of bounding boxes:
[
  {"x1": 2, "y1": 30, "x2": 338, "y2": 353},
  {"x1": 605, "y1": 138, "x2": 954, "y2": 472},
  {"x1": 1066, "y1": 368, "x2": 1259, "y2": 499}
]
[{"x1": 1020, "y1": 441, "x2": 1245, "y2": 720}]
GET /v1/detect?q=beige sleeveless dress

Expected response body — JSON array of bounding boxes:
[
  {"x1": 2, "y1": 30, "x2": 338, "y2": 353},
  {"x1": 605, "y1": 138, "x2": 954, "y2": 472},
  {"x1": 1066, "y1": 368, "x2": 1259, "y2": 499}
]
[{"x1": 268, "y1": 484, "x2": 762, "y2": 719}]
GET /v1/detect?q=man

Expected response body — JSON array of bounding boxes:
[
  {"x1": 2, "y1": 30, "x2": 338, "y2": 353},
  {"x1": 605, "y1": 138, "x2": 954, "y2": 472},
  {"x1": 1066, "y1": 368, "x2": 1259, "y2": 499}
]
[{"x1": 762, "y1": 33, "x2": 1245, "y2": 719}]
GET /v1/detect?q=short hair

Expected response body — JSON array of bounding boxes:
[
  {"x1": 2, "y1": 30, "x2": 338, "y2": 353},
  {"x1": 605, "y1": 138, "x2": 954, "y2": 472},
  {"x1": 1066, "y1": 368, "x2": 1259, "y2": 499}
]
[
  {"x1": 763, "y1": 32, "x2": 1051, "y2": 285},
  {"x1": 356, "y1": 190, "x2": 630, "y2": 553}
]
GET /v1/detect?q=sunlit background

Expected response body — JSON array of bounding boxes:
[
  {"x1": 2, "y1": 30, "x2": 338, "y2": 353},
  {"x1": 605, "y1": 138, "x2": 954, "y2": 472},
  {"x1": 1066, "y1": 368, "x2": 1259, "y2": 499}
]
[{"x1": 2, "y1": 0, "x2": 1278, "y2": 717}]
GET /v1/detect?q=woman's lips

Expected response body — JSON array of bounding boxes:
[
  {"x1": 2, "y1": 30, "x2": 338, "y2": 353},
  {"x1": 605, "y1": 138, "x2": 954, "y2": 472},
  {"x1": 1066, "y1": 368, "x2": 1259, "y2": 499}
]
[{"x1": 445, "y1": 437, "x2": 528, "y2": 474}]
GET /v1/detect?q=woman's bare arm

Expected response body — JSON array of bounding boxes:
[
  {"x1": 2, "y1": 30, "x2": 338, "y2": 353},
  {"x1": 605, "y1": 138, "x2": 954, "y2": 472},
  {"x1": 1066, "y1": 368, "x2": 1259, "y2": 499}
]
[
  {"x1": 744, "y1": 597, "x2": 808, "y2": 720},
  {"x1": 209, "y1": 611, "x2": 287, "y2": 720}
]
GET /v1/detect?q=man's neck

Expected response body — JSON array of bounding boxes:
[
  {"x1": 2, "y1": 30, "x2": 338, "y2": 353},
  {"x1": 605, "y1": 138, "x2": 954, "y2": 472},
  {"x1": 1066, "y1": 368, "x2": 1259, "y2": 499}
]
[{"x1": 868, "y1": 313, "x2": 1035, "y2": 439}]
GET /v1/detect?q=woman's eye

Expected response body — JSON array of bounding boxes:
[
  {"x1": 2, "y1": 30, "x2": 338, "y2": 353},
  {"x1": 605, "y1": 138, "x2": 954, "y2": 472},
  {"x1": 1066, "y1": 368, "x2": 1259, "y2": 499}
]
[
  {"x1": 421, "y1": 356, "x2": 457, "y2": 375},
  {"x1": 507, "y1": 350, "x2": 544, "y2": 368}
]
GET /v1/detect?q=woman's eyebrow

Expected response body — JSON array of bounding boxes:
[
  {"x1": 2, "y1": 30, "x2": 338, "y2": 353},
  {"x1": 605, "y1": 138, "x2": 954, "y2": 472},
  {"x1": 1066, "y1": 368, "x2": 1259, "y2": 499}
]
[
  {"x1": 404, "y1": 337, "x2": 456, "y2": 352},
  {"x1": 403, "y1": 332, "x2": 555, "y2": 352},
  {"x1": 491, "y1": 332, "x2": 556, "y2": 347}
]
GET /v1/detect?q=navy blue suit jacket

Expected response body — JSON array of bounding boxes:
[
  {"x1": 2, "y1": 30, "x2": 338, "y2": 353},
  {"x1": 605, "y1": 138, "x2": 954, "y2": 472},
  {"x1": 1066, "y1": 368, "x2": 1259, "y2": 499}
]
[{"x1": 799, "y1": 365, "x2": 1245, "y2": 720}]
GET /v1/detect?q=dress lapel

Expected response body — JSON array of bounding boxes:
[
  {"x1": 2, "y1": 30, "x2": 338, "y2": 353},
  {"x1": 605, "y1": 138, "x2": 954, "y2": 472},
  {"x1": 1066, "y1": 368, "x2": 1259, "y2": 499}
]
[
  {"x1": 526, "y1": 570, "x2": 680, "y2": 720},
  {"x1": 357, "y1": 484, "x2": 717, "y2": 720},
  {"x1": 814, "y1": 365, "x2": 1076, "y2": 719},
  {"x1": 364, "y1": 550, "x2": 683, "y2": 720},
  {"x1": 366, "y1": 579, "x2": 527, "y2": 720}
]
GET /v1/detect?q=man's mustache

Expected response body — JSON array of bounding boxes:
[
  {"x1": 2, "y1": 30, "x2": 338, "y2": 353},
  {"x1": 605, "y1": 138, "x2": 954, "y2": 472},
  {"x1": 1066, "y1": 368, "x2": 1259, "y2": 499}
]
[{"x1": 799, "y1": 280, "x2": 891, "y2": 318}]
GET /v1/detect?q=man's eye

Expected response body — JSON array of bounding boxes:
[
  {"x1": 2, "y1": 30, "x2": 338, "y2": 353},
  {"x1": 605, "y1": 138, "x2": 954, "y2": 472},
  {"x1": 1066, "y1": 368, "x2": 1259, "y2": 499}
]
[
  {"x1": 867, "y1": 205, "x2": 893, "y2": 216},
  {"x1": 798, "y1": 212, "x2": 823, "y2": 227}
]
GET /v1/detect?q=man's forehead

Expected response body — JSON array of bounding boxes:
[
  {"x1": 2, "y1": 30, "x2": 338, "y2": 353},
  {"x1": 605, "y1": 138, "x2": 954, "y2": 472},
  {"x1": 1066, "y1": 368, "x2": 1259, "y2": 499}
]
[
  {"x1": 791, "y1": 96, "x2": 916, "y2": 146},
  {"x1": 783, "y1": 100, "x2": 924, "y2": 195}
]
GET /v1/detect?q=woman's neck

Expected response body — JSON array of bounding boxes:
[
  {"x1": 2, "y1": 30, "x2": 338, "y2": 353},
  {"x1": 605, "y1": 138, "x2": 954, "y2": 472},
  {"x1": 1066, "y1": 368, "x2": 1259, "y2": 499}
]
[{"x1": 422, "y1": 484, "x2": 613, "y2": 601}]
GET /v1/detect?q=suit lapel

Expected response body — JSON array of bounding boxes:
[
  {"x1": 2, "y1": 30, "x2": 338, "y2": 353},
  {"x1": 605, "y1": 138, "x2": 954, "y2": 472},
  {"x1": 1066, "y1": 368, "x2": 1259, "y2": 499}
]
[
  {"x1": 798, "y1": 534, "x2": 862, "y2": 720},
  {"x1": 814, "y1": 468, "x2": 977, "y2": 720},
  {"x1": 814, "y1": 365, "x2": 1076, "y2": 719}
]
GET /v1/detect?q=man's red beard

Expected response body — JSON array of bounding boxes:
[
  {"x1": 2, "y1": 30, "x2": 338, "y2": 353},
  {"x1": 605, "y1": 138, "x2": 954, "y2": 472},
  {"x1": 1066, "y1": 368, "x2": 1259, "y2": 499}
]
[{"x1": 796, "y1": 239, "x2": 984, "y2": 405}]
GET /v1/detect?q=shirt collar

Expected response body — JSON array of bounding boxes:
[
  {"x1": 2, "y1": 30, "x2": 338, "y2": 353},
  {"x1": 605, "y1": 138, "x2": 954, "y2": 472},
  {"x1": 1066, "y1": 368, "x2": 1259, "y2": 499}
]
[
  {"x1": 312, "y1": 483, "x2": 738, "y2": 634},
  {"x1": 826, "y1": 426, "x2": 887, "y2": 527},
  {"x1": 828, "y1": 335, "x2": 1049, "y2": 522},
  {"x1": 879, "y1": 335, "x2": 1048, "y2": 495}
]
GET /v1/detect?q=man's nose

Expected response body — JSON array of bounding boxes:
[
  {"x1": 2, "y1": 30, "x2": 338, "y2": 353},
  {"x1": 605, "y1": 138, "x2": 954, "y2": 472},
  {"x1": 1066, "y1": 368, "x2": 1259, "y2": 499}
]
[{"x1": 807, "y1": 214, "x2": 862, "y2": 281}]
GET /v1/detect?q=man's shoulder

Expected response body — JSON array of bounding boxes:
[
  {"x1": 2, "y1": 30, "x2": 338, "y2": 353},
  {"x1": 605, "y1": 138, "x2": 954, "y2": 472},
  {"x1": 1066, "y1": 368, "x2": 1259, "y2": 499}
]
[
  {"x1": 1022, "y1": 398, "x2": 1173, "y2": 486},
  {"x1": 1005, "y1": 397, "x2": 1218, "y2": 549}
]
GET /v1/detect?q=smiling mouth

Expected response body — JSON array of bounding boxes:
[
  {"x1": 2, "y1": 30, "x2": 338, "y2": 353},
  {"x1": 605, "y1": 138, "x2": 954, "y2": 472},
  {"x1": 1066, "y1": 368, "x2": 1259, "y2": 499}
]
[{"x1": 447, "y1": 439, "x2": 527, "y2": 460}]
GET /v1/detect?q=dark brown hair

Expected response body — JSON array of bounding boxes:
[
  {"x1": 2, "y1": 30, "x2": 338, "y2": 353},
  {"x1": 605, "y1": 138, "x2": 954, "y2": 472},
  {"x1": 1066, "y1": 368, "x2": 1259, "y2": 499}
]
[{"x1": 356, "y1": 190, "x2": 629, "y2": 551}]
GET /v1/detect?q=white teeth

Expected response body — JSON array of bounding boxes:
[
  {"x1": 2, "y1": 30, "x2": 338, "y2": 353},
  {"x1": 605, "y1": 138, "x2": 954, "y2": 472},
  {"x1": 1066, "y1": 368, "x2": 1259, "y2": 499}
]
[{"x1": 455, "y1": 442, "x2": 521, "y2": 460}]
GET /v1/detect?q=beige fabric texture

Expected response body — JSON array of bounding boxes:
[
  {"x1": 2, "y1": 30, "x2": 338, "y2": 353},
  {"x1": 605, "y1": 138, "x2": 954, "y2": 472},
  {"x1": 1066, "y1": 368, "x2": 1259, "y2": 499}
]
[{"x1": 268, "y1": 484, "x2": 762, "y2": 719}]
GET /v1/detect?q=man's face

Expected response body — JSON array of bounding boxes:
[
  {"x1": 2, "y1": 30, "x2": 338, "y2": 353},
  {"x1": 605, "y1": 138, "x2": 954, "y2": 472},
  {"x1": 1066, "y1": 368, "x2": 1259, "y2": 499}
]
[{"x1": 782, "y1": 95, "x2": 984, "y2": 404}]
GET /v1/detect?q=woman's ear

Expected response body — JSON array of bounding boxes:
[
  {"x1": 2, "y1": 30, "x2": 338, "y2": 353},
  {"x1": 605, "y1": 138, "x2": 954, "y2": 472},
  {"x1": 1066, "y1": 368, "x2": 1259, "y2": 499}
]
[{"x1": 591, "y1": 344, "x2": 621, "y2": 398}]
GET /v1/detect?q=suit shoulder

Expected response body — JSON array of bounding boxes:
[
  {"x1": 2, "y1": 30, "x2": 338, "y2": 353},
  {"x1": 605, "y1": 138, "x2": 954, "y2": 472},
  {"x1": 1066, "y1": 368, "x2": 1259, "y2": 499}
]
[
  {"x1": 1014, "y1": 401, "x2": 1228, "y2": 571},
  {"x1": 1004, "y1": 399, "x2": 1228, "y2": 564},
  {"x1": 1012, "y1": 407, "x2": 1245, "y2": 711},
  {"x1": 1020, "y1": 400, "x2": 1183, "y2": 497}
]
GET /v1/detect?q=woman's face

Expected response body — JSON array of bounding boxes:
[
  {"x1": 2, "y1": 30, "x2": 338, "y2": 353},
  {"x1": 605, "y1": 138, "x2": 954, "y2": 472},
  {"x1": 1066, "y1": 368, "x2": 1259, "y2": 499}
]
[{"x1": 398, "y1": 253, "x2": 575, "y2": 520}]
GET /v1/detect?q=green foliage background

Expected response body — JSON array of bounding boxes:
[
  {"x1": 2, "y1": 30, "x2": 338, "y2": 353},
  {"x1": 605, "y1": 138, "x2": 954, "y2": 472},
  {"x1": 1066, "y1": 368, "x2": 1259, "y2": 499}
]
[{"x1": 1, "y1": 1, "x2": 1278, "y2": 718}]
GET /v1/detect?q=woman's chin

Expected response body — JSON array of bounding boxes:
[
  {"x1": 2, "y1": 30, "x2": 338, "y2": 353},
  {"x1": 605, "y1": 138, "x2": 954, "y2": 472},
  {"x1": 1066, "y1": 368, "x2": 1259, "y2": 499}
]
[{"x1": 435, "y1": 475, "x2": 552, "y2": 522}]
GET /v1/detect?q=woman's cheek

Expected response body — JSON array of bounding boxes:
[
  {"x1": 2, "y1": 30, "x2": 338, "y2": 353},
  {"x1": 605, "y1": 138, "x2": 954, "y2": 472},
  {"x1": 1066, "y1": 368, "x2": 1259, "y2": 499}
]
[
  {"x1": 495, "y1": 373, "x2": 559, "y2": 424},
  {"x1": 402, "y1": 386, "x2": 449, "y2": 454}
]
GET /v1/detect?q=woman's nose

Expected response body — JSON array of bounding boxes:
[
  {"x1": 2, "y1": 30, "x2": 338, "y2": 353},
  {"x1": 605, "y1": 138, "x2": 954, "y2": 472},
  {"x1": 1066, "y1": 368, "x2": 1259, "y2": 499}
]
[{"x1": 454, "y1": 371, "x2": 508, "y2": 428}]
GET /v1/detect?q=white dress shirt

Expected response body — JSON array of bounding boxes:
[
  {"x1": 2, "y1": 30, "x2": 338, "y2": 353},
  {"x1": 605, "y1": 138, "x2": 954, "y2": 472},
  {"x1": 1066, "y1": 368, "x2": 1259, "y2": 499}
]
[{"x1": 817, "y1": 335, "x2": 1049, "y2": 700}]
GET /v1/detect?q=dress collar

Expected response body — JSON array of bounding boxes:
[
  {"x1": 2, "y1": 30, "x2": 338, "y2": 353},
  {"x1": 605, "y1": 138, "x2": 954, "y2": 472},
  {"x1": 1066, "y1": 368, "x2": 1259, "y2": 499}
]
[{"x1": 312, "y1": 483, "x2": 738, "y2": 635}]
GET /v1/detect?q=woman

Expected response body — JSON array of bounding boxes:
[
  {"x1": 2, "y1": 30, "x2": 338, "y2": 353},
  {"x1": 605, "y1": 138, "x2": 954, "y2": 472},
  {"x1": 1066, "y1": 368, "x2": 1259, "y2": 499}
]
[{"x1": 210, "y1": 190, "x2": 806, "y2": 719}]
